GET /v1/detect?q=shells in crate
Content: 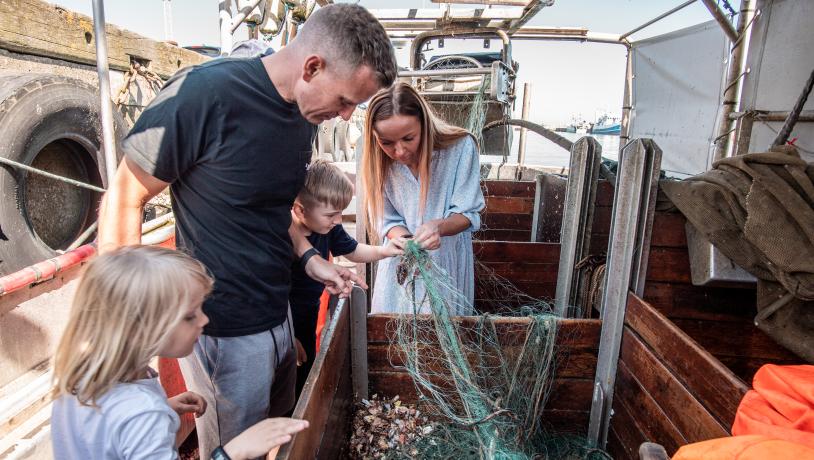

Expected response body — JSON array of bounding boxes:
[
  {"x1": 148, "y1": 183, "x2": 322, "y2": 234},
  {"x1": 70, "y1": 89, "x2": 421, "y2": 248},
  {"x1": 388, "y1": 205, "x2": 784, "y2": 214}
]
[{"x1": 348, "y1": 394, "x2": 433, "y2": 459}]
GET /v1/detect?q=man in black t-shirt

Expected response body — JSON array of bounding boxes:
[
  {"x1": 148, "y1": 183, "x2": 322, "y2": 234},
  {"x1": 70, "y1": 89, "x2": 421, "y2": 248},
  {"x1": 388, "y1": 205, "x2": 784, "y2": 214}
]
[{"x1": 97, "y1": 5, "x2": 396, "y2": 457}]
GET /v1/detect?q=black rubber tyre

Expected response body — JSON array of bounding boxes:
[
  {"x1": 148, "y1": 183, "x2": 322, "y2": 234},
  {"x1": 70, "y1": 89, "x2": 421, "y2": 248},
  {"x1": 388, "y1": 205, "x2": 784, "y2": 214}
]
[{"x1": 0, "y1": 73, "x2": 125, "y2": 275}]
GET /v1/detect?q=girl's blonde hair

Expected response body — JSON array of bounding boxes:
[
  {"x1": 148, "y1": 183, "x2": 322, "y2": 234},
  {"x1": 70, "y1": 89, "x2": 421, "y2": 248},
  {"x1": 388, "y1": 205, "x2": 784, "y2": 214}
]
[
  {"x1": 53, "y1": 245, "x2": 213, "y2": 405},
  {"x1": 361, "y1": 82, "x2": 472, "y2": 244}
]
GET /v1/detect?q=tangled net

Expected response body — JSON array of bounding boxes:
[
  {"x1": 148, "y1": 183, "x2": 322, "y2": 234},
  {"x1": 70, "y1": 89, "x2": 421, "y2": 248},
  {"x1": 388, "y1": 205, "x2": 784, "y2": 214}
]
[{"x1": 379, "y1": 240, "x2": 609, "y2": 459}]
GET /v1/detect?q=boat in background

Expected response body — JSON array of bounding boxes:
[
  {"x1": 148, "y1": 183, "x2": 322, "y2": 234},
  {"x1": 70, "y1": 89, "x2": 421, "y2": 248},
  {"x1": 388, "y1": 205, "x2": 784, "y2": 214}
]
[{"x1": 591, "y1": 114, "x2": 621, "y2": 135}]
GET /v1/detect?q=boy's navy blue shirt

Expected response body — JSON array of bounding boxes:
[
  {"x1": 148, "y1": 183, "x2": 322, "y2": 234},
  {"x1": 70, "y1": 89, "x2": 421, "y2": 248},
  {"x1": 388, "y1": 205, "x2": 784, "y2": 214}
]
[{"x1": 290, "y1": 225, "x2": 358, "y2": 313}]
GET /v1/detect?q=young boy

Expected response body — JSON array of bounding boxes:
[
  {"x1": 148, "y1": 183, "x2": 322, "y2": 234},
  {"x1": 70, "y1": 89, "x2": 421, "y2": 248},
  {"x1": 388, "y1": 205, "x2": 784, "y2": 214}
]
[{"x1": 290, "y1": 160, "x2": 403, "y2": 395}]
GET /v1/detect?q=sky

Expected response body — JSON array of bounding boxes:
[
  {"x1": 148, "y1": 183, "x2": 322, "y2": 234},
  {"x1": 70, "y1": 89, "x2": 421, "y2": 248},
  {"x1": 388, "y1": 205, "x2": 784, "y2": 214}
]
[{"x1": 50, "y1": 0, "x2": 717, "y2": 126}]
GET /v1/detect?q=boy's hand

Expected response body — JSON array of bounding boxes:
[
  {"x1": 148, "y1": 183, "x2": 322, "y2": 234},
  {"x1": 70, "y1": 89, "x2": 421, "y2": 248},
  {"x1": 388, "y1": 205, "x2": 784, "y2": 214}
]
[
  {"x1": 381, "y1": 239, "x2": 405, "y2": 258},
  {"x1": 168, "y1": 391, "x2": 207, "y2": 418},
  {"x1": 294, "y1": 338, "x2": 308, "y2": 366},
  {"x1": 224, "y1": 418, "x2": 309, "y2": 460}
]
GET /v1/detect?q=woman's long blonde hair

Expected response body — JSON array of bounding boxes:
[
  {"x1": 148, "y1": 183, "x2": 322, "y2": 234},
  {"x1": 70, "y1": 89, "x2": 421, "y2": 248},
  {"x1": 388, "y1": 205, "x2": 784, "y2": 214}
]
[
  {"x1": 361, "y1": 83, "x2": 471, "y2": 243},
  {"x1": 53, "y1": 245, "x2": 213, "y2": 405}
]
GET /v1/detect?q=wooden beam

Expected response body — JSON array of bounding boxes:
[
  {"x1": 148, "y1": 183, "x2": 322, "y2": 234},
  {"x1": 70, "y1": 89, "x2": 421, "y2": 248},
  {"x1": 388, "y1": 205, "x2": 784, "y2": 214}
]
[
  {"x1": 432, "y1": 0, "x2": 531, "y2": 5},
  {"x1": 277, "y1": 299, "x2": 352, "y2": 459},
  {"x1": 0, "y1": 0, "x2": 207, "y2": 79}
]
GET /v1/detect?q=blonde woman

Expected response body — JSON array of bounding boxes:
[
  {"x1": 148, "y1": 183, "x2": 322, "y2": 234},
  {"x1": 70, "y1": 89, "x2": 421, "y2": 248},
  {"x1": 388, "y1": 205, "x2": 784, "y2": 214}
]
[
  {"x1": 51, "y1": 246, "x2": 308, "y2": 460},
  {"x1": 361, "y1": 83, "x2": 485, "y2": 314}
]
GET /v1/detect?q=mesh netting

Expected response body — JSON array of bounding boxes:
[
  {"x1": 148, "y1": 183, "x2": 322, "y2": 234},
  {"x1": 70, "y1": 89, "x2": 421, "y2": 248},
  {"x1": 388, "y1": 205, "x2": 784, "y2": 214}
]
[{"x1": 374, "y1": 240, "x2": 609, "y2": 459}]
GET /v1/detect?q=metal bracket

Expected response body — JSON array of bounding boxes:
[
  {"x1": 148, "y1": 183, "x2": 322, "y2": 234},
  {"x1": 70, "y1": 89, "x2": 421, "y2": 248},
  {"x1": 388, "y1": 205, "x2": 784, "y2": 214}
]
[
  {"x1": 554, "y1": 137, "x2": 602, "y2": 317},
  {"x1": 587, "y1": 138, "x2": 662, "y2": 448},
  {"x1": 350, "y1": 285, "x2": 369, "y2": 401}
]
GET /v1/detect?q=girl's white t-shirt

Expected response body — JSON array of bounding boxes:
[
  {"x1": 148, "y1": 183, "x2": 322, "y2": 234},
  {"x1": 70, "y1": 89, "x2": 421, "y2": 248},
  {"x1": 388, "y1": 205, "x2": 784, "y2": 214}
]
[{"x1": 51, "y1": 371, "x2": 180, "y2": 460}]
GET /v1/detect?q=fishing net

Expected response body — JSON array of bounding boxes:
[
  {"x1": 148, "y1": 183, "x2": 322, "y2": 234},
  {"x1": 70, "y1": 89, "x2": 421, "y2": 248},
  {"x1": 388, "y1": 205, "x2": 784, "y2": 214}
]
[
  {"x1": 366, "y1": 240, "x2": 608, "y2": 459},
  {"x1": 417, "y1": 56, "x2": 510, "y2": 157}
]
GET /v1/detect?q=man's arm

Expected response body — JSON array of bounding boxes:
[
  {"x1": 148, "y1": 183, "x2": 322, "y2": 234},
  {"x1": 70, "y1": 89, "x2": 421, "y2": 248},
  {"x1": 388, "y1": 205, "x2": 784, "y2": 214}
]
[{"x1": 97, "y1": 157, "x2": 169, "y2": 253}]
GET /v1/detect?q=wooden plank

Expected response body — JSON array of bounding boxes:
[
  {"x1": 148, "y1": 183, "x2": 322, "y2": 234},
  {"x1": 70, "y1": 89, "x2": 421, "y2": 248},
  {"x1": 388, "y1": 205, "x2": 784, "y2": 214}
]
[
  {"x1": 473, "y1": 241, "x2": 560, "y2": 263},
  {"x1": 0, "y1": 0, "x2": 207, "y2": 78},
  {"x1": 590, "y1": 206, "x2": 613, "y2": 234},
  {"x1": 367, "y1": 343, "x2": 597, "y2": 379},
  {"x1": 475, "y1": 279, "x2": 556, "y2": 300},
  {"x1": 278, "y1": 300, "x2": 351, "y2": 460},
  {"x1": 368, "y1": 371, "x2": 593, "y2": 413},
  {"x1": 671, "y1": 318, "x2": 801, "y2": 362},
  {"x1": 482, "y1": 212, "x2": 534, "y2": 229},
  {"x1": 608, "y1": 396, "x2": 647, "y2": 460},
  {"x1": 539, "y1": 409, "x2": 590, "y2": 435},
  {"x1": 481, "y1": 180, "x2": 536, "y2": 197},
  {"x1": 475, "y1": 262, "x2": 559, "y2": 283},
  {"x1": 649, "y1": 212, "x2": 688, "y2": 248},
  {"x1": 594, "y1": 180, "x2": 615, "y2": 207},
  {"x1": 316, "y1": 360, "x2": 353, "y2": 460},
  {"x1": 484, "y1": 196, "x2": 534, "y2": 214},
  {"x1": 624, "y1": 294, "x2": 749, "y2": 430},
  {"x1": 642, "y1": 282, "x2": 756, "y2": 322},
  {"x1": 716, "y1": 355, "x2": 801, "y2": 385},
  {"x1": 366, "y1": 315, "x2": 601, "y2": 346},
  {"x1": 645, "y1": 247, "x2": 692, "y2": 283},
  {"x1": 620, "y1": 328, "x2": 726, "y2": 443},
  {"x1": 474, "y1": 229, "x2": 531, "y2": 242}
]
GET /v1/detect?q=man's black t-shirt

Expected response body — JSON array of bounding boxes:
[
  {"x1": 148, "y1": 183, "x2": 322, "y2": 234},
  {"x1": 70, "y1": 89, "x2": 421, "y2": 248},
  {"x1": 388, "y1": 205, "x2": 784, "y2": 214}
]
[
  {"x1": 123, "y1": 57, "x2": 316, "y2": 337},
  {"x1": 289, "y1": 225, "x2": 358, "y2": 316}
]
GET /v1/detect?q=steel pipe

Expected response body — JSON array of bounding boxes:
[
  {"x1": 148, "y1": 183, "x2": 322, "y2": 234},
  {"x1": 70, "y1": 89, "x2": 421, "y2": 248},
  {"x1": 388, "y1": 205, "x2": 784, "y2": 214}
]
[
  {"x1": 711, "y1": 0, "x2": 755, "y2": 162},
  {"x1": 0, "y1": 156, "x2": 105, "y2": 193},
  {"x1": 91, "y1": 0, "x2": 119, "y2": 184},
  {"x1": 618, "y1": 0, "x2": 698, "y2": 41},
  {"x1": 700, "y1": 0, "x2": 739, "y2": 43}
]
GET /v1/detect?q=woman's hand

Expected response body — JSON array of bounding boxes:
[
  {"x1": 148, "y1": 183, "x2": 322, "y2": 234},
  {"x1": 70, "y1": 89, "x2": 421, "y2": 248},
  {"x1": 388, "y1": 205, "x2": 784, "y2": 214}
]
[
  {"x1": 168, "y1": 391, "x2": 207, "y2": 418},
  {"x1": 414, "y1": 221, "x2": 441, "y2": 250},
  {"x1": 223, "y1": 418, "x2": 309, "y2": 460}
]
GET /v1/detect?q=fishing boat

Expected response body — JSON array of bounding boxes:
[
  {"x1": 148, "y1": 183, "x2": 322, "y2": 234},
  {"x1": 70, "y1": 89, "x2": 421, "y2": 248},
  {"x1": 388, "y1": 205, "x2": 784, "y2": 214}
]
[
  {"x1": 1, "y1": 1, "x2": 812, "y2": 459},
  {"x1": 591, "y1": 114, "x2": 621, "y2": 135}
]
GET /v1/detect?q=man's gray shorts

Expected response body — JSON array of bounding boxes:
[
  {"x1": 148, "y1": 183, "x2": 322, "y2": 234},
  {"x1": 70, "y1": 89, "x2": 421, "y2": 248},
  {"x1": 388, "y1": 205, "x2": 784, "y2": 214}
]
[{"x1": 178, "y1": 315, "x2": 297, "y2": 458}]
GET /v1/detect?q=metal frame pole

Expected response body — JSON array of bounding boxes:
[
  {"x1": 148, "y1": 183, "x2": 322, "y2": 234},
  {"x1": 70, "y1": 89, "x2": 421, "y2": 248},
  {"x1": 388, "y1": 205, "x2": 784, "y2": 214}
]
[
  {"x1": 619, "y1": 48, "x2": 634, "y2": 151},
  {"x1": 700, "y1": 0, "x2": 738, "y2": 43},
  {"x1": 91, "y1": 0, "x2": 118, "y2": 184},
  {"x1": 219, "y1": 0, "x2": 234, "y2": 56},
  {"x1": 517, "y1": 83, "x2": 531, "y2": 169},
  {"x1": 618, "y1": 0, "x2": 698, "y2": 41},
  {"x1": 711, "y1": 0, "x2": 755, "y2": 162},
  {"x1": 554, "y1": 137, "x2": 602, "y2": 317},
  {"x1": 587, "y1": 138, "x2": 662, "y2": 448}
]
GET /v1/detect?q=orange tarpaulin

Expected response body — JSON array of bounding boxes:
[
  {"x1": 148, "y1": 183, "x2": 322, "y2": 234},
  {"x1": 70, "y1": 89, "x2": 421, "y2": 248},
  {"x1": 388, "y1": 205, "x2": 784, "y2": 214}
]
[
  {"x1": 674, "y1": 365, "x2": 814, "y2": 460},
  {"x1": 732, "y1": 364, "x2": 814, "y2": 449},
  {"x1": 673, "y1": 435, "x2": 814, "y2": 459}
]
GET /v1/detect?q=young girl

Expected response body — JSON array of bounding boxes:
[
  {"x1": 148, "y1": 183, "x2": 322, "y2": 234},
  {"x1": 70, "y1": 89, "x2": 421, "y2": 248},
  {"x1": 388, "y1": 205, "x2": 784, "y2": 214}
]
[{"x1": 51, "y1": 245, "x2": 308, "y2": 459}]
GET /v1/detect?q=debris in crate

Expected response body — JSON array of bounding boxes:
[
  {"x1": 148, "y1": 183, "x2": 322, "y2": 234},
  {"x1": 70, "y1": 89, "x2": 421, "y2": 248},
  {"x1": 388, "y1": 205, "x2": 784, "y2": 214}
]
[{"x1": 348, "y1": 394, "x2": 434, "y2": 459}]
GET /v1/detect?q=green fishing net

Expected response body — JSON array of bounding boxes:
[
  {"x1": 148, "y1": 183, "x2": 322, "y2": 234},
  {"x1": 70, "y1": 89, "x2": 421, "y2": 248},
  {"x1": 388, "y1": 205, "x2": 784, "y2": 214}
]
[{"x1": 380, "y1": 240, "x2": 609, "y2": 459}]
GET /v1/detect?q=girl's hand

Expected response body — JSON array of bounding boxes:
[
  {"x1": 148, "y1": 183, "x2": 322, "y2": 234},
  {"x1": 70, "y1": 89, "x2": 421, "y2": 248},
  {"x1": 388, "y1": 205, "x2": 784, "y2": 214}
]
[
  {"x1": 294, "y1": 338, "x2": 308, "y2": 366},
  {"x1": 414, "y1": 221, "x2": 441, "y2": 250},
  {"x1": 224, "y1": 418, "x2": 309, "y2": 460},
  {"x1": 168, "y1": 391, "x2": 207, "y2": 418}
]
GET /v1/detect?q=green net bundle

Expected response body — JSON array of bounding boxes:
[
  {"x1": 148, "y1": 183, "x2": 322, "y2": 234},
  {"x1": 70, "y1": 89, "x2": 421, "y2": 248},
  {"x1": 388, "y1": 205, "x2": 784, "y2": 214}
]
[{"x1": 381, "y1": 240, "x2": 609, "y2": 459}]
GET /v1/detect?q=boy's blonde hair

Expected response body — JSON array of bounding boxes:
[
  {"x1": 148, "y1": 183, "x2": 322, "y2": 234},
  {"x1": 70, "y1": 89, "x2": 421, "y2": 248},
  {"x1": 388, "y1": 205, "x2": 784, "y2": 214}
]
[
  {"x1": 297, "y1": 160, "x2": 354, "y2": 210},
  {"x1": 53, "y1": 245, "x2": 213, "y2": 405}
]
